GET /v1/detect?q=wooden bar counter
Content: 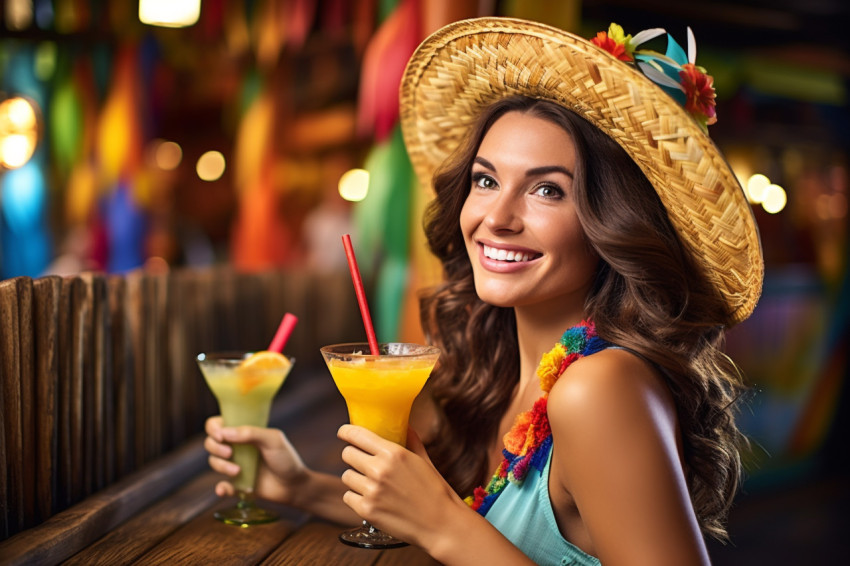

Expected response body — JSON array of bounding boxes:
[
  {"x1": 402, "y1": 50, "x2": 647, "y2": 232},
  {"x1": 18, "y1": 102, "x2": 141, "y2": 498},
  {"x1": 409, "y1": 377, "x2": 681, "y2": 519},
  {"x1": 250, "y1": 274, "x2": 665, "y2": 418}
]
[{"x1": 0, "y1": 368, "x2": 440, "y2": 565}]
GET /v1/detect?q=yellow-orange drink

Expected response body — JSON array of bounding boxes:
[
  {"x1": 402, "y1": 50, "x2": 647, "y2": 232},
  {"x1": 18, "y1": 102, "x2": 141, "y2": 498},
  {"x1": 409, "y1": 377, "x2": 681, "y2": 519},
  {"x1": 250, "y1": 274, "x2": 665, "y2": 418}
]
[{"x1": 325, "y1": 356, "x2": 436, "y2": 446}]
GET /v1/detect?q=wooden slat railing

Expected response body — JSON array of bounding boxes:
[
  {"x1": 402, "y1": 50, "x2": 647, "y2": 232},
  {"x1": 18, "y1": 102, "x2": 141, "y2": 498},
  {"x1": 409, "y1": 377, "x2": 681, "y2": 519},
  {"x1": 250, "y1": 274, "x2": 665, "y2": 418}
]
[{"x1": 0, "y1": 266, "x2": 363, "y2": 541}]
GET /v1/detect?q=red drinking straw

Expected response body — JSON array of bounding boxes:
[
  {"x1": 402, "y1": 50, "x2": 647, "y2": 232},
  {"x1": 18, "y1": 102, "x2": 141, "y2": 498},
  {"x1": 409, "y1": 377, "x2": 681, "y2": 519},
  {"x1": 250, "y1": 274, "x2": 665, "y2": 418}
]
[
  {"x1": 342, "y1": 234, "x2": 380, "y2": 355},
  {"x1": 268, "y1": 312, "x2": 298, "y2": 353}
]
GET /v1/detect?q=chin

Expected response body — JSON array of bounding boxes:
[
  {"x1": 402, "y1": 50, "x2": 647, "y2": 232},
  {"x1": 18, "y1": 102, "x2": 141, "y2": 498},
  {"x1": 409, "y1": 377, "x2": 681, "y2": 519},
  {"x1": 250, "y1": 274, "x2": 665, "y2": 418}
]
[
  {"x1": 473, "y1": 284, "x2": 518, "y2": 308},
  {"x1": 478, "y1": 296, "x2": 514, "y2": 308}
]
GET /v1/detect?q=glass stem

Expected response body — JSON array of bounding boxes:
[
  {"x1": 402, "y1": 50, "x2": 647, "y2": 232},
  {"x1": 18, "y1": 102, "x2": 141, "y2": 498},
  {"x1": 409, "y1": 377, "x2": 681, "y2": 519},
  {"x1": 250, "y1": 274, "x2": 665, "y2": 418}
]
[{"x1": 236, "y1": 489, "x2": 256, "y2": 511}]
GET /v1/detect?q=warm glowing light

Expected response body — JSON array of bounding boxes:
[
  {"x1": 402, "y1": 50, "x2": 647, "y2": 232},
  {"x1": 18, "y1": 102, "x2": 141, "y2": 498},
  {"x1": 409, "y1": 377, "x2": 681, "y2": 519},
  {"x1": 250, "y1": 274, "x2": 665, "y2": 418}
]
[
  {"x1": 338, "y1": 168, "x2": 369, "y2": 202},
  {"x1": 4, "y1": 97, "x2": 37, "y2": 131},
  {"x1": 196, "y1": 150, "x2": 226, "y2": 181},
  {"x1": 746, "y1": 174, "x2": 770, "y2": 204},
  {"x1": 5, "y1": 0, "x2": 33, "y2": 31},
  {"x1": 0, "y1": 97, "x2": 39, "y2": 169},
  {"x1": 139, "y1": 0, "x2": 200, "y2": 28},
  {"x1": 155, "y1": 140, "x2": 182, "y2": 170},
  {"x1": 0, "y1": 134, "x2": 35, "y2": 169},
  {"x1": 761, "y1": 184, "x2": 787, "y2": 214}
]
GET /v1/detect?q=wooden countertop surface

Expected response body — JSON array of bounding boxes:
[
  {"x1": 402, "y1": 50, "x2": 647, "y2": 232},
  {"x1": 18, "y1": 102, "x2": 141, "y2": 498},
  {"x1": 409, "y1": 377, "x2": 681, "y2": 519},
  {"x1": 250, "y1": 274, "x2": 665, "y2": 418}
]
[{"x1": 0, "y1": 368, "x2": 440, "y2": 566}]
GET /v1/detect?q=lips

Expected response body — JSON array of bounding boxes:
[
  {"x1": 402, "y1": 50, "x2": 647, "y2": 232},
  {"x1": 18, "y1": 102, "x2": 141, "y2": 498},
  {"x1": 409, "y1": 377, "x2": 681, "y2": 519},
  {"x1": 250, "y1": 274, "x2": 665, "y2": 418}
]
[{"x1": 475, "y1": 241, "x2": 543, "y2": 276}]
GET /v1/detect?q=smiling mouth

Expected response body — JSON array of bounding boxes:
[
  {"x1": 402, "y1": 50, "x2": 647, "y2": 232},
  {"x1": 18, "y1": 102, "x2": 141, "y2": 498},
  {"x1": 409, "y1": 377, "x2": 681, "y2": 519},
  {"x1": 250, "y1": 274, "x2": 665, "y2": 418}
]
[{"x1": 482, "y1": 244, "x2": 541, "y2": 262}]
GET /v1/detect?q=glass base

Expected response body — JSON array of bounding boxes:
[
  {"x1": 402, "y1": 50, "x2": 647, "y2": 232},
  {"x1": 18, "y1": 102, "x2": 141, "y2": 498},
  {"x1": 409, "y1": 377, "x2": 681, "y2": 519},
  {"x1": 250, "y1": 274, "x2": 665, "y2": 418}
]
[
  {"x1": 339, "y1": 521, "x2": 408, "y2": 549},
  {"x1": 215, "y1": 493, "x2": 279, "y2": 527}
]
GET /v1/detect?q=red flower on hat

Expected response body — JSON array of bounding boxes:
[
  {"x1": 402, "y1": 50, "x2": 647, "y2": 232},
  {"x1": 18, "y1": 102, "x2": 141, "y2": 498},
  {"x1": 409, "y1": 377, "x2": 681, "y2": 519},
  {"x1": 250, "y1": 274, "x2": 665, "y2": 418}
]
[
  {"x1": 591, "y1": 31, "x2": 633, "y2": 62},
  {"x1": 679, "y1": 63, "x2": 717, "y2": 126}
]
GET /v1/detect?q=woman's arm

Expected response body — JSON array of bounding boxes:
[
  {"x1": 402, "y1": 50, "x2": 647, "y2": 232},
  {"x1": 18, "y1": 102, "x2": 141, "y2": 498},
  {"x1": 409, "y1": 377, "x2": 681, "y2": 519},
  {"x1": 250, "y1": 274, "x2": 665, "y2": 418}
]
[
  {"x1": 337, "y1": 425, "x2": 536, "y2": 565},
  {"x1": 547, "y1": 349, "x2": 711, "y2": 565},
  {"x1": 204, "y1": 416, "x2": 360, "y2": 526}
]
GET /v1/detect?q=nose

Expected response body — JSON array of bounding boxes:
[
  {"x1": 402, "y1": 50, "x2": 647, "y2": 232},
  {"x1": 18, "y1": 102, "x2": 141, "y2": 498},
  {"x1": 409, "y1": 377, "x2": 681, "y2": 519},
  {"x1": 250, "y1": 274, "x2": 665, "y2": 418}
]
[{"x1": 483, "y1": 191, "x2": 523, "y2": 233}]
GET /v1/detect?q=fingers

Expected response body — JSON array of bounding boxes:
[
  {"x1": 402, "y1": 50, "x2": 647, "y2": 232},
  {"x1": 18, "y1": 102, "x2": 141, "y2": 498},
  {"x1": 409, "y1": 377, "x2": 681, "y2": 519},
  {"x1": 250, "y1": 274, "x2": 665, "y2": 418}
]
[
  {"x1": 339, "y1": 443, "x2": 373, "y2": 474},
  {"x1": 205, "y1": 416, "x2": 224, "y2": 441},
  {"x1": 340, "y1": 468, "x2": 371, "y2": 496},
  {"x1": 337, "y1": 424, "x2": 390, "y2": 455},
  {"x1": 207, "y1": 453, "x2": 240, "y2": 477},
  {"x1": 215, "y1": 480, "x2": 236, "y2": 498},
  {"x1": 204, "y1": 433, "x2": 232, "y2": 460}
]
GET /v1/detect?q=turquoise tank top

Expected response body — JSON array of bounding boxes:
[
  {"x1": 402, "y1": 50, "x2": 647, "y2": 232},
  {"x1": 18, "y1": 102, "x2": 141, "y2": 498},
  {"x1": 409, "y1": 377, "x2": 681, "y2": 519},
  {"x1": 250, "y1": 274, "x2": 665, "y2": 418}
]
[
  {"x1": 466, "y1": 322, "x2": 608, "y2": 565},
  {"x1": 484, "y1": 445, "x2": 600, "y2": 566}
]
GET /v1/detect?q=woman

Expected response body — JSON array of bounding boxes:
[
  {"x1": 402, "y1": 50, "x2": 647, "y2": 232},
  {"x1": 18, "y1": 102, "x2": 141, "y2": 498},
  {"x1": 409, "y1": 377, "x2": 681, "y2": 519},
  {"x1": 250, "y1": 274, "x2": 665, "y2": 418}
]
[{"x1": 205, "y1": 18, "x2": 762, "y2": 565}]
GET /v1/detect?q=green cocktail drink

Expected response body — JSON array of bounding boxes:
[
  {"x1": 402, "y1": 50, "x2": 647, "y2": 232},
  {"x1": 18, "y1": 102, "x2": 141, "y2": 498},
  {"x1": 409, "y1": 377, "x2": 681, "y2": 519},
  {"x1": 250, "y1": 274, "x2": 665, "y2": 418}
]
[{"x1": 197, "y1": 351, "x2": 293, "y2": 525}]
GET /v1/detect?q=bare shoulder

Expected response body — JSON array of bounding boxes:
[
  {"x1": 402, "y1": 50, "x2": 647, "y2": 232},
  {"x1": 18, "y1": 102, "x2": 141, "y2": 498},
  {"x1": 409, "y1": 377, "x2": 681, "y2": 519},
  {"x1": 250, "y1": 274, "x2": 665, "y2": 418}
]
[
  {"x1": 548, "y1": 347, "x2": 677, "y2": 436},
  {"x1": 546, "y1": 347, "x2": 684, "y2": 490},
  {"x1": 547, "y1": 348, "x2": 707, "y2": 564}
]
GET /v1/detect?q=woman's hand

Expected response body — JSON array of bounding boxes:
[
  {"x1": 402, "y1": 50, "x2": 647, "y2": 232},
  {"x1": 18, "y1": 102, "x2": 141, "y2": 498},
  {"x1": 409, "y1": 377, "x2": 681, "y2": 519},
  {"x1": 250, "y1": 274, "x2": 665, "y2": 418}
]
[
  {"x1": 336, "y1": 424, "x2": 467, "y2": 548},
  {"x1": 204, "y1": 416, "x2": 309, "y2": 506}
]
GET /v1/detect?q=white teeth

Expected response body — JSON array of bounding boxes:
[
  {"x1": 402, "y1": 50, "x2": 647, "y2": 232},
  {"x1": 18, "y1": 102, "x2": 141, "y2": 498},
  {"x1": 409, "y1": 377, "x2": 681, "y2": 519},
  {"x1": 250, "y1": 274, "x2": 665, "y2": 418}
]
[{"x1": 482, "y1": 245, "x2": 533, "y2": 262}]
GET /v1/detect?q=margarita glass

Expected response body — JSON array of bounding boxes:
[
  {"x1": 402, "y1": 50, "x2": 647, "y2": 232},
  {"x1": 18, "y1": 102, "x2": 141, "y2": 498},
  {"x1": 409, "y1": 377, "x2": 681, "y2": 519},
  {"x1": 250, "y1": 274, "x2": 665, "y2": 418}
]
[
  {"x1": 321, "y1": 342, "x2": 440, "y2": 548},
  {"x1": 197, "y1": 351, "x2": 293, "y2": 526}
]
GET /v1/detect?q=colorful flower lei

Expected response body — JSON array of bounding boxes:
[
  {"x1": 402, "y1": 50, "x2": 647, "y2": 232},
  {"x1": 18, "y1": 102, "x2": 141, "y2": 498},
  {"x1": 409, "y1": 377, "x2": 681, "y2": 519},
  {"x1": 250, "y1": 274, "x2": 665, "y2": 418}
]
[
  {"x1": 465, "y1": 321, "x2": 609, "y2": 516},
  {"x1": 592, "y1": 23, "x2": 718, "y2": 132}
]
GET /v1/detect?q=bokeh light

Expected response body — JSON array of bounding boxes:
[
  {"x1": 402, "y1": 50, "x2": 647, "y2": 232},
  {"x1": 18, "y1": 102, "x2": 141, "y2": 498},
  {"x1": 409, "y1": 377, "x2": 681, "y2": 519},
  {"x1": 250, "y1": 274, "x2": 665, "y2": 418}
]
[
  {"x1": 762, "y1": 184, "x2": 787, "y2": 214},
  {"x1": 196, "y1": 150, "x2": 225, "y2": 181},
  {"x1": 139, "y1": 0, "x2": 201, "y2": 28},
  {"x1": 154, "y1": 140, "x2": 183, "y2": 170},
  {"x1": 5, "y1": 0, "x2": 34, "y2": 31},
  {"x1": 0, "y1": 96, "x2": 39, "y2": 169},
  {"x1": 338, "y1": 168, "x2": 369, "y2": 201},
  {"x1": 746, "y1": 174, "x2": 771, "y2": 204}
]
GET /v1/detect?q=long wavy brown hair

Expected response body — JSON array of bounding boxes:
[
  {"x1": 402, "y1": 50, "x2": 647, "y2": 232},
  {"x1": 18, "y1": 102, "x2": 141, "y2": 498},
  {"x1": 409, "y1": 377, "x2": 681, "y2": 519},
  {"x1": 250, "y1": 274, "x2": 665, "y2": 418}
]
[{"x1": 419, "y1": 95, "x2": 747, "y2": 541}]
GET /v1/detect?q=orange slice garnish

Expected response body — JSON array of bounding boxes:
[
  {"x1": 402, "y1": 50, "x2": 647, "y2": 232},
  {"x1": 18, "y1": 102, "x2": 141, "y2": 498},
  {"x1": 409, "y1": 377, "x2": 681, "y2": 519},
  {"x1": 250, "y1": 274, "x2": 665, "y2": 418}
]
[{"x1": 236, "y1": 351, "x2": 291, "y2": 394}]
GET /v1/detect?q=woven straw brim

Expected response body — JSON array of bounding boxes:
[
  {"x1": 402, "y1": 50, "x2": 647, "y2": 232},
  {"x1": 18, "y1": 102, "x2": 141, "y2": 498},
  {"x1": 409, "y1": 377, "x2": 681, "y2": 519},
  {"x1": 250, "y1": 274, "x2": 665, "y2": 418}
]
[{"x1": 400, "y1": 17, "x2": 763, "y2": 324}]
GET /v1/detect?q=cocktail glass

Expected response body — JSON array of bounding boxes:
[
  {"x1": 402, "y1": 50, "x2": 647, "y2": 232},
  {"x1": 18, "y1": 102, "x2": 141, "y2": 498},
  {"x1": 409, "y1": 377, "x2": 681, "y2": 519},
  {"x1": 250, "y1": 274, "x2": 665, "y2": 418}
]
[
  {"x1": 321, "y1": 342, "x2": 440, "y2": 549},
  {"x1": 197, "y1": 351, "x2": 293, "y2": 526}
]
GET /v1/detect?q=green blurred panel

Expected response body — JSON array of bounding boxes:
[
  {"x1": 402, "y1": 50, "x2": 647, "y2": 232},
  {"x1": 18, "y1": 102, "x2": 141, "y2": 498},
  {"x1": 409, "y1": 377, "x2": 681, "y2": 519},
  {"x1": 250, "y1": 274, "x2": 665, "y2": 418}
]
[{"x1": 744, "y1": 57, "x2": 846, "y2": 105}]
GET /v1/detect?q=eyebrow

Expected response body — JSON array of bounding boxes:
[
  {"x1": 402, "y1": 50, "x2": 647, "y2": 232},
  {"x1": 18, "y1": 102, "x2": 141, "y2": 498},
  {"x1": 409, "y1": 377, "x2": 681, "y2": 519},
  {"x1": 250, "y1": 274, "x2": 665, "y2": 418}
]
[{"x1": 473, "y1": 156, "x2": 574, "y2": 179}]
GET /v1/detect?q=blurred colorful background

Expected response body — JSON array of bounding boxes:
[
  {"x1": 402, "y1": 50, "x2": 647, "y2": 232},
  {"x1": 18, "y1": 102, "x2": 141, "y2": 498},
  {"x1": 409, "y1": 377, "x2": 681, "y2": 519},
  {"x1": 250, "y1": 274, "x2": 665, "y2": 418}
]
[{"x1": 1, "y1": 0, "x2": 848, "y2": 561}]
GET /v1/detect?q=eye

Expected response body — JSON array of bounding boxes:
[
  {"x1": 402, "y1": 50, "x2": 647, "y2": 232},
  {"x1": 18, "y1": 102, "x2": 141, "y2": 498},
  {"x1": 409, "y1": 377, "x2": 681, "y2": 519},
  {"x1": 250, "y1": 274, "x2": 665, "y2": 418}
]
[
  {"x1": 472, "y1": 172, "x2": 498, "y2": 190},
  {"x1": 533, "y1": 183, "x2": 564, "y2": 199}
]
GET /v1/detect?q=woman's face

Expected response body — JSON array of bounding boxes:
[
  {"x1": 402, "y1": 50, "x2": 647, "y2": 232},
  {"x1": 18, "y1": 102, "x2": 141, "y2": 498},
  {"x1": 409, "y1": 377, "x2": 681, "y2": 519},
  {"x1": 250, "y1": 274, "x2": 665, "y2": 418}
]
[{"x1": 460, "y1": 111, "x2": 599, "y2": 313}]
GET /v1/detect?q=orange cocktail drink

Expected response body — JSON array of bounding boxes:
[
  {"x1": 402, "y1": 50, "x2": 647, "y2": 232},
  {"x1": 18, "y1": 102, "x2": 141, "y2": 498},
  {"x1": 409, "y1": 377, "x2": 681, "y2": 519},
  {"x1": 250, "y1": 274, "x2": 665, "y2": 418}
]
[{"x1": 322, "y1": 344, "x2": 439, "y2": 447}]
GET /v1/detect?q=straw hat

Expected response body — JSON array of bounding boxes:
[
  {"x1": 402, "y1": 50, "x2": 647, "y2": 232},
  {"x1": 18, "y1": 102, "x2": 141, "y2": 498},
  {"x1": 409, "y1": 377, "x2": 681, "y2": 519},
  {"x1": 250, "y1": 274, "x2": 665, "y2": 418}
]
[{"x1": 400, "y1": 17, "x2": 763, "y2": 324}]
